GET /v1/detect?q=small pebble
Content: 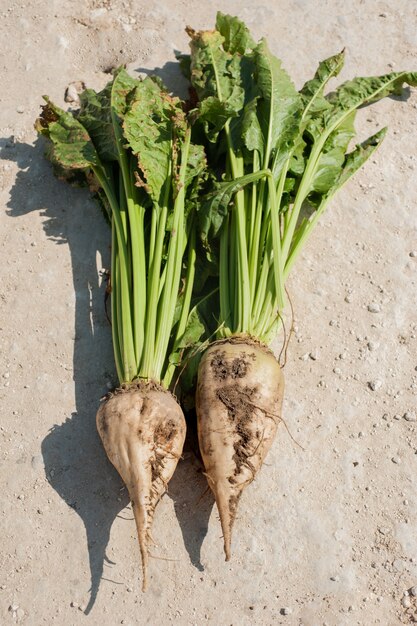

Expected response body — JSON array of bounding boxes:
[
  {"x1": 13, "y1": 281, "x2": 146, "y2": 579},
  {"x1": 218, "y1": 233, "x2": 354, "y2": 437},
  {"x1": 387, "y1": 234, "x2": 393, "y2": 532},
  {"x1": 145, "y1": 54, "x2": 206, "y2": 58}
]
[
  {"x1": 64, "y1": 81, "x2": 86, "y2": 104},
  {"x1": 16, "y1": 608, "x2": 25, "y2": 619},
  {"x1": 402, "y1": 597, "x2": 411, "y2": 608},
  {"x1": 367, "y1": 341, "x2": 379, "y2": 351},
  {"x1": 281, "y1": 607, "x2": 292, "y2": 615},
  {"x1": 367, "y1": 303, "x2": 381, "y2": 313},
  {"x1": 9, "y1": 604, "x2": 19, "y2": 612},
  {"x1": 403, "y1": 411, "x2": 417, "y2": 422},
  {"x1": 345, "y1": 294, "x2": 353, "y2": 303},
  {"x1": 391, "y1": 456, "x2": 401, "y2": 464},
  {"x1": 16, "y1": 106, "x2": 25, "y2": 114},
  {"x1": 3, "y1": 372, "x2": 9, "y2": 379},
  {"x1": 368, "y1": 379, "x2": 382, "y2": 391},
  {"x1": 409, "y1": 251, "x2": 417, "y2": 257},
  {"x1": 410, "y1": 586, "x2": 417, "y2": 597},
  {"x1": 70, "y1": 601, "x2": 79, "y2": 608}
]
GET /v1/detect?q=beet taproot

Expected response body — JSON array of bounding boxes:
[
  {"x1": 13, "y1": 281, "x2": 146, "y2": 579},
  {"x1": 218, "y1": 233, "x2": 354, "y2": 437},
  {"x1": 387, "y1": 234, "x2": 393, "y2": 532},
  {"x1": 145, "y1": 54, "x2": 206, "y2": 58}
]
[
  {"x1": 196, "y1": 337, "x2": 284, "y2": 559},
  {"x1": 96, "y1": 381, "x2": 186, "y2": 590}
]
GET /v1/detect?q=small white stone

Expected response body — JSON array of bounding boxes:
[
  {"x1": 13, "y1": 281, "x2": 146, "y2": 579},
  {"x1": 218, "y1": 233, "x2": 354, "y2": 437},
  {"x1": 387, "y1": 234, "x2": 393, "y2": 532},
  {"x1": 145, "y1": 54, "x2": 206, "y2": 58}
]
[
  {"x1": 410, "y1": 586, "x2": 417, "y2": 597},
  {"x1": 64, "y1": 81, "x2": 86, "y2": 104},
  {"x1": 403, "y1": 411, "x2": 417, "y2": 422},
  {"x1": 368, "y1": 379, "x2": 382, "y2": 391},
  {"x1": 16, "y1": 106, "x2": 25, "y2": 114},
  {"x1": 401, "y1": 597, "x2": 411, "y2": 608},
  {"x1": 367, "y1": 303, "x2": 381, "y2": 313},
  {"x1": 391, "y1": 456, "x2": 401, "y2": 464},
  {"x1": 58, "y1": 35, "x2": 69, "y2": 49},
  {"x1": 409, "y1": 251, "x2": 417, "y2": 257}
]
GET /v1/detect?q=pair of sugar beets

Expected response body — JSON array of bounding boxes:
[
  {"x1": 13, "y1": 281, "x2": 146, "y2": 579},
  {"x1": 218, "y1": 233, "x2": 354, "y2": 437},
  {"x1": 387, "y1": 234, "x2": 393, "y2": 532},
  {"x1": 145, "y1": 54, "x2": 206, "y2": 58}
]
[{"x1": 36, "y1": 13, "x2": 416, "y2": 590}]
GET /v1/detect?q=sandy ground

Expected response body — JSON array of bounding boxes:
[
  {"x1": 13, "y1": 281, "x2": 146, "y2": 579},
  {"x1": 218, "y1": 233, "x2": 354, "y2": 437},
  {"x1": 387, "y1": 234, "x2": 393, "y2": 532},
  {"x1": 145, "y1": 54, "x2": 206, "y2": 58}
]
[{"x1": 1, "y1": 1, "x2": 417, "y2": 624}]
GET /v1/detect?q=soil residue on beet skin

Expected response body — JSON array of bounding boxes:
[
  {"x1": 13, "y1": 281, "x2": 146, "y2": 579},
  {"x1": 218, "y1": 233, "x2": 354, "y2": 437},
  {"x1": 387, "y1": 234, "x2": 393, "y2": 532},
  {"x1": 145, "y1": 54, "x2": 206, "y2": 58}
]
[
  {"x1": 216, "y1": 385, "x2": 258, "y2": 482},
  {"x1": 151, "y1": 420, "x2": 178, "y2": 483},
  {"x1": 210, "y1": 350, "x2": 252, "y2": 381}
]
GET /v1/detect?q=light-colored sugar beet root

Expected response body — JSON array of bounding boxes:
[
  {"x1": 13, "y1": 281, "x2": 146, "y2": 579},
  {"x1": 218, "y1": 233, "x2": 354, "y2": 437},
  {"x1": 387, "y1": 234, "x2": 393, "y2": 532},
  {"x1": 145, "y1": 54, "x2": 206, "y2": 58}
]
[
  {"x1": 96, "y1": 381, "x2": 186, "y2": 590},
  {"x1": 196, "y1": 337, "x2": 284, "y2": 560}
]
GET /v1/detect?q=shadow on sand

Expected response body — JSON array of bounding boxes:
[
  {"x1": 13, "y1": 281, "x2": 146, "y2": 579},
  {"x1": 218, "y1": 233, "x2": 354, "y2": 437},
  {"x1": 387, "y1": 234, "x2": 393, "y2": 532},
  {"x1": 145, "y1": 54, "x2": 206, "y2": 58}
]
[{"x1": 3, "y1": 134, "x2": 213, "y2": 614}]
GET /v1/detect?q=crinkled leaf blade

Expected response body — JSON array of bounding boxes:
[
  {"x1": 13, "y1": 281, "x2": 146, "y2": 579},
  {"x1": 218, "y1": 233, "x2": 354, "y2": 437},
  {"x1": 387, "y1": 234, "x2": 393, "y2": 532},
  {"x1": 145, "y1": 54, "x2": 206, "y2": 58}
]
[
  {"x1": 78, "y1": 85, "x2": 117, "y2": 161},
  {"x1": 328, "y1": 71, "x2": 417, "y2": 110},
  {"x1": 300, "y1": 50, "x2": 345, "y2": 115},
  {"x1": 35, "y1": 99, "x2": 99, "y2": 169},
  {"x1": 77, "y1": 68, "x2": 138, "y2": 162},
  {"x1": 123, "y1": 77, "x2": 185, "y2": 202},
  {"x1": 215, "y1": 11, "x2": 256, "y2": 54},
  {"x1": 187, "y1": 27, "x2": 247, "y2": 139},
  {"x1": 310, "y1": 110, "x2": 356, "y2": 193},
  {"x1": 255, "y1": 39, "x2": 302, "y2": 175},
  {"x1": 331, "y1": 127, "x2": 388, "y2": 193}
]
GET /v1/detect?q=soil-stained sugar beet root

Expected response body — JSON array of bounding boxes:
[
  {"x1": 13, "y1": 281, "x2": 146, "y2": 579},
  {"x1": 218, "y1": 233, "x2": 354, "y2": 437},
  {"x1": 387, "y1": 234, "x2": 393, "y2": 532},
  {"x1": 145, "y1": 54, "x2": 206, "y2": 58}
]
[
  {"x1": 196, "y1": 338, "x2": 284, "y2": 559},
  {"x1": 96, "y1": 381, "x2": 186, "y2": 590}
]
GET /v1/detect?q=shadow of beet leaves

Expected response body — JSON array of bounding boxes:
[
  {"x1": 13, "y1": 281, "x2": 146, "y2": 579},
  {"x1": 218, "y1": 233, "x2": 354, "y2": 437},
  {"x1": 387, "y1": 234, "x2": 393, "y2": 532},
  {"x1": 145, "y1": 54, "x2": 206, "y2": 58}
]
[
  {"x1": 3, "y1": 134, "x2": 214, "y2": 611},
  {"x1": 3, "y1": 135, "x2": 129, "y2": 613}
]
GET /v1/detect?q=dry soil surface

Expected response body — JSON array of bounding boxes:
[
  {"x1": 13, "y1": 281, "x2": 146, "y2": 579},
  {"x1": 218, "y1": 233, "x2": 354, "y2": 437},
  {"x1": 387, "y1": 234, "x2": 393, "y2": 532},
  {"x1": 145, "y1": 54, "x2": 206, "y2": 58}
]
[{"x1": 1, "y1": 1, "x2": 417, "y2": 625}]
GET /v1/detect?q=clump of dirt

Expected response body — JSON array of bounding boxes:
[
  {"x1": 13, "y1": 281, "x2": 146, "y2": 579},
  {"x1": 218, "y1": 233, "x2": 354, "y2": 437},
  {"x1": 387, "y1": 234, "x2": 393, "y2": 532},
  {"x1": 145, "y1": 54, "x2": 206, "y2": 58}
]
[
  {"x1": 210, "y1": 350, "x2": 251, "y2": 381},
  {"x1": 216, "y1": 385, "x2": 258, "y2": 480}
]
